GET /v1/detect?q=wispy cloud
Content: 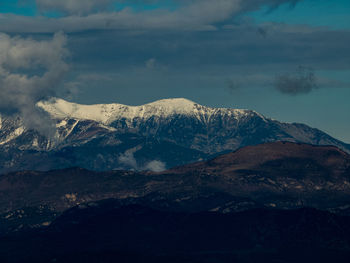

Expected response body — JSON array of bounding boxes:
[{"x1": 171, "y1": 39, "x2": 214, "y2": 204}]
[
  {"x1": 36, "y1": 0, "x2": 112, "y2": 15},
  {"x1": 1, "y1": 0, "x2": 302, "y2": 33},
  {"x1": 274, "y1": 66, "x2": 318, "y2": 95}
]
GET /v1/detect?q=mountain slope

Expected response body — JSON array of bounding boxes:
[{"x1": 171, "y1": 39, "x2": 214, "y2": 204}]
[
  {"x1": 1, "y1": 142, "x2": 350, "y2": 219},
  {"x1": 0, "y1": 98, "x2": 349, "y2": 173},
  {"x1": 1, "y1": 141, "x2": 350, "y2": 256}
]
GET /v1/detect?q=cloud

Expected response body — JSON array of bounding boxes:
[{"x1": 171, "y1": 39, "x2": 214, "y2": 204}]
[
  {"x1": 35, "y1": 0, "x2": 300, "y2": 17},
  {"x1": 1, "y1": 0, "x2": 302, "y2": 33},
  {"x1": 36, "y1": 0, "x2": 112, "y2": 15},
  {"x1": 58, "y1": 23, "x2": 349, "y2": 105},
  {"x1": 68, "y1": 24, "x2": 350, "y2": 74},
  {"x1": 0, "y1": 32, "x2": 69, "y2": 137},
  {"x1": 144, "y1": 160, "x2": 166, "y2": 172},
  {"x1": 118, "y1": 150, "x2": 166, "y2": 172},
  {"x1": 118, "y1": 151, "x2": 138, "y2": 169},
  {"x1": 274, "y1": 66, "x2": 318, "y2": 95},
  {"x1": 145, "y1": 58, "x2": 157, "y2": 69}
]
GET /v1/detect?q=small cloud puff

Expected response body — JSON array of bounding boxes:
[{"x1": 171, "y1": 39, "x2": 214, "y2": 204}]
[
  {"x1": 118, "y1": 150, "x2": 167, "y2": 172},
  {"x1": 274, "y1": 66, "x2": 318, "y2": 95}
]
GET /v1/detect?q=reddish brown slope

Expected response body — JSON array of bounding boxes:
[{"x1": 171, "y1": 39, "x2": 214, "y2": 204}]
[{"x1": 166, "y1": 141, "x2": 350, "y2": 178}]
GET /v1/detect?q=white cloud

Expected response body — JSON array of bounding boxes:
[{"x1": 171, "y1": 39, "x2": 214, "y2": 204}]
[
  {"x1": 0, "y1": 32, "x2": 69, "y2": 137},
  {"x1": 36, "y1": 0, "x2": 112, "y2": 15},
  {"x1": 1, "y1": 0, "x2": 301, "y2": 33},
  {"x1": 118, "y1": 151, "x2": 138, "y2": 169},
  {"x1": 118, "y1": 150, "x2": 167, "y2": 172},
  {"x1": 143, "y1": 160, "x2": 166, "y2": 172}
]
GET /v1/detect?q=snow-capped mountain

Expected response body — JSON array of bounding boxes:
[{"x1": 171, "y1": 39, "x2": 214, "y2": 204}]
[{"x1": 0, "y1": 97, "x2": 349, "y2": 173}]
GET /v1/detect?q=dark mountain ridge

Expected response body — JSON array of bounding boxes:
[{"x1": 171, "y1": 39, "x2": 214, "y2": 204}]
[
  {"x1": 1, "y1": 142, "x2": 350, "y2": 233},
  {"x1": 1, "y1": 201, "x2": 350, "y2": 263}
]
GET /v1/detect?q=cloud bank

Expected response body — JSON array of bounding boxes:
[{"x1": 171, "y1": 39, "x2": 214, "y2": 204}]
[
  {"x1": 0, "y1": 0, "x2": 302, "y2": 33},
  {"x1": 0, "y1": 32, "x2": 69, "y2": 137},
  {"x1": 36, "y1": 0, "x2": 113, "y2": 15}
]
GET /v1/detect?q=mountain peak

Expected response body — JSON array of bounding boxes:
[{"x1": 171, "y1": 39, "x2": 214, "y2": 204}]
[
  {"x1": 147, "y1": 97, "x2": 196, "y2": 105},
  {"x1": 1, "y1": 97, "x2": 350, "y2": 174},
  {"x1": 145, "y1": 97, "x2": 198, "y2": 111}
]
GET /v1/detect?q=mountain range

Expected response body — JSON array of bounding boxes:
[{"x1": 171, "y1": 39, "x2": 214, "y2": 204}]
[{"x1": 0, "y1": 98, "x2": 349, "y2": 173}]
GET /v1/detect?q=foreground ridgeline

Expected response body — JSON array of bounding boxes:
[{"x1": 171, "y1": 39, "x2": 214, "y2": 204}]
[
  {"x1": 0, "y1": 142, "x2": 350, "y2": 262},
  {"x1": 1, "y1": 202, "x2": 350, "y2": 263},
  {"x1": 0, "y1": 98, "x2": 349, "y2": 173}
]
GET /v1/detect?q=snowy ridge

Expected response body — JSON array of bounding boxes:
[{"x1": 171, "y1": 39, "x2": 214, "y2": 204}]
[
  {"x1": 37, "y1": 98, "x2": 255, "y2": 124},
  {"x1": 0, "y1": 126, "x2": 25, "y2": 145}
]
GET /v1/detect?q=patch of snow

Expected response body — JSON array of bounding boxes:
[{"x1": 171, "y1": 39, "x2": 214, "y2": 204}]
[
  {"x1": 32, "y1": 138, "x2": 39, "y2": 148},
  {"x1": 64, "y1": 119, "x2": 79, "y2": 139},
  {"x1": 56, "y1": 119, "x2": 67, "y2": 128},
  {"x1": 37, "y1": 98, "x2": 255, "y2": 124},
  {"x1": 0, "y1": 126, "x2": 25, "y2": 145}
]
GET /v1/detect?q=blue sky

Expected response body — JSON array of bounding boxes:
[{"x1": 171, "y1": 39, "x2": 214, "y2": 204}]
[
  {"x1": 0, "y1": 0, "x2": 349, "y2": 142},
  {"x1": 0, "y1": 1, "x2": 35, "y2": 15}
]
